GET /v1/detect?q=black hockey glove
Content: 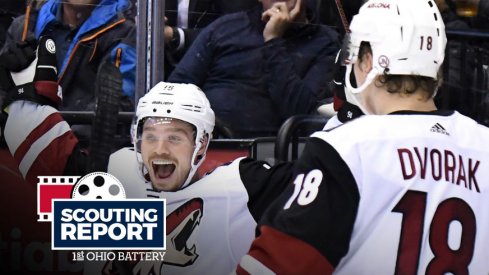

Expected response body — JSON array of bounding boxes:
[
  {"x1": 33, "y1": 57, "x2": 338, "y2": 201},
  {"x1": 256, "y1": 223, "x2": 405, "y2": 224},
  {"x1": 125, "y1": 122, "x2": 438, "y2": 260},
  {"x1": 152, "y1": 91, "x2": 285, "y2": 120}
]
[{"x1": 0, "y1": 36, "x2": 62, "y2": 111}]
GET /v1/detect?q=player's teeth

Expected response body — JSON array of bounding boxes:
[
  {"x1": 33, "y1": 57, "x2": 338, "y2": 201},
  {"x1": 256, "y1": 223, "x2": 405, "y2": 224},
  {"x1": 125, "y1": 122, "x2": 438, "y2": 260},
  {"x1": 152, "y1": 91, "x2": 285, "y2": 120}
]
[{"x1": 152, "y1": 160, "x2": 173, "y2": 165}]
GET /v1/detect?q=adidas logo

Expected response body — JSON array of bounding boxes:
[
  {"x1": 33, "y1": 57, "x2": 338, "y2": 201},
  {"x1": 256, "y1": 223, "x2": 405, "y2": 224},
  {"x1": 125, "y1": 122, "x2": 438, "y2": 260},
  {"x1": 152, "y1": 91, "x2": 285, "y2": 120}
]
[{"x1": 430, "y1": 123, "x2": 450, "y2": 136}]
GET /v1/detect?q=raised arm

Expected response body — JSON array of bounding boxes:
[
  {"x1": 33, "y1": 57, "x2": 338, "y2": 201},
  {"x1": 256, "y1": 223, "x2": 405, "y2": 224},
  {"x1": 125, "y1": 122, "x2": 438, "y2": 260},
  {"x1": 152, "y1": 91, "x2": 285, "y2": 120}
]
[
  {"x1": 0, "y1": 37, "x2": 85, "y2": 184},
  {"x1": 236, "y1": 137, "x2": 359, "y2": 274}
]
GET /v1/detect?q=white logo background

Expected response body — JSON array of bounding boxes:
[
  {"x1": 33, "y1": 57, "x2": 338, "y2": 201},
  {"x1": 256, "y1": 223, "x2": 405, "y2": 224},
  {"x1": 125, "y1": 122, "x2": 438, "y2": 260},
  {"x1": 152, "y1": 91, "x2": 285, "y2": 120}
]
[{"x1": 45, "y1": 39, "x2": 56, "y2": 54}]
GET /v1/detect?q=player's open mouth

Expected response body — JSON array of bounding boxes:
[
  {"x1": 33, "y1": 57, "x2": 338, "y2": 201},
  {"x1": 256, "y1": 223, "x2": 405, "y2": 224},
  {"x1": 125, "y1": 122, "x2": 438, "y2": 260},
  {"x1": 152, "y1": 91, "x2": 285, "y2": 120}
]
[{"x1": 152, "y1": 159, "x2": 176, "y2": 179}]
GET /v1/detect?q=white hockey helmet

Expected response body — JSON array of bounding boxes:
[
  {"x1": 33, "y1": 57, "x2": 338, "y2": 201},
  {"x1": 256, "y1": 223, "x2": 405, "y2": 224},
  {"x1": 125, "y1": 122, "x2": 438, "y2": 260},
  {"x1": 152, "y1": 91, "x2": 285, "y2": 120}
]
[
  {"x1": 342, "y1": 0, "x2": 447, "y2": 113},
  {"x1": 131, "y1": 82, "x2": 215, "y2": 189}
]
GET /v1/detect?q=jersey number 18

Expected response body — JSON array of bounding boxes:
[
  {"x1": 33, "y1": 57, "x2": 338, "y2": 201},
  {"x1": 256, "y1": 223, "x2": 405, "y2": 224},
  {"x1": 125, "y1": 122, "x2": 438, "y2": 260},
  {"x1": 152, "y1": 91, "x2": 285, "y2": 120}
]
[{"x1": 392, "y1": 190, "x2": 476, "y2": 275}]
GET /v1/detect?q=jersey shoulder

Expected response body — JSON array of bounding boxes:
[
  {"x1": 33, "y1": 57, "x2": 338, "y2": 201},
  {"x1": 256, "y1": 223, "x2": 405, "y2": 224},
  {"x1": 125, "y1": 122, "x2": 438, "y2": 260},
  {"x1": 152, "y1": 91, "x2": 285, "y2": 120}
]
[
  {"x1": 196, "y1": 157, "x2": 246, "y2": 192},
  {"x1": 108, "y1": 147, "x2": 147, "y2": 197}
]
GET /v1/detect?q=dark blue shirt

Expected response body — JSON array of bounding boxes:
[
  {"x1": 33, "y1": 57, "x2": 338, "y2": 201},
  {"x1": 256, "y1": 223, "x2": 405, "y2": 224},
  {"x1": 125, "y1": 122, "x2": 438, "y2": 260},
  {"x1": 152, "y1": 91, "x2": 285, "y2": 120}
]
[{"x1": 169, "y1": 7, "x2": 340, "y2": 137}]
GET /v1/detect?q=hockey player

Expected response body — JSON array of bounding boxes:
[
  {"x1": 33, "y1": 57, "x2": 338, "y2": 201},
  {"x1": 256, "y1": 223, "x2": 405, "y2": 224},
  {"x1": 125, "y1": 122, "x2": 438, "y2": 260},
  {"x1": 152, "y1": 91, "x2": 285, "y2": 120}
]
[
  {"x1": 237, "y1": 0, "x2": 489, "y2": 274},
  {"x1": 318, "y1": 48, "x2": 364, "y2": 130},
  {"x1": 0, "y1": 38, "x2": 293, "y2": 274}
]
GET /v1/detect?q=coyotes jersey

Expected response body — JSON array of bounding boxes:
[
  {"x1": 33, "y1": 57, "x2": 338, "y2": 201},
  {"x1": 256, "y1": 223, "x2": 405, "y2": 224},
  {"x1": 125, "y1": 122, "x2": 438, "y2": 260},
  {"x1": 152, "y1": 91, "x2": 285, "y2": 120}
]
[
  {"x1": 4, "y1": 101, "x2": 78, "y2": 184},
  {"x1": 102, "y1": 148, "x2": 255, "y2": 275},
  {"x1": 238, "y1": 111, "x2": 489, "y2": 275},
  {"x1": 83, "y1": 148, "x2": 293, "y2": 275},
  {"x1": 4, "y1": 101, "x2": 294, "y2": 275}
]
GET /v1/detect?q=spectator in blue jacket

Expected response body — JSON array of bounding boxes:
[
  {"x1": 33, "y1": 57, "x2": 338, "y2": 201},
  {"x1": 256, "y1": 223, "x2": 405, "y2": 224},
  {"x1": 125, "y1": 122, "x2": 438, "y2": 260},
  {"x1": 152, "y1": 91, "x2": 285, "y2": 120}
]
[
  {"x1": 168, "y1": 0, "x2": 340, "y2": 137},
  {"x1": 1, "y1": 0, "x2": 136, "y2": 111}
]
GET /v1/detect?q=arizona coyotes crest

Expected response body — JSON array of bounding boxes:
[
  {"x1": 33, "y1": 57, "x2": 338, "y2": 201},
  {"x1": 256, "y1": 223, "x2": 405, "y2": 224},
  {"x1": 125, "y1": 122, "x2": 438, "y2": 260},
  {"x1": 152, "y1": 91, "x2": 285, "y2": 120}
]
[
  {"x1": 103, "y1": 198, "x2": 204, "y2": 274},
  {"x1": 165, "y1": 198, "x2": 204, "y2": 266}
]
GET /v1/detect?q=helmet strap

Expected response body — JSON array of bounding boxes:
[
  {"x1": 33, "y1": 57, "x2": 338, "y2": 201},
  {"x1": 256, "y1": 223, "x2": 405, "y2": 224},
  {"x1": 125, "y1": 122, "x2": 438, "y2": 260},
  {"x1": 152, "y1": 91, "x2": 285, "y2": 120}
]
[
  {"x1": 181, "y1": 131, "x2": 210, "y2": 189},
  {"x1": 344, "y1": 64, "x2": 378, "y2": 115}
]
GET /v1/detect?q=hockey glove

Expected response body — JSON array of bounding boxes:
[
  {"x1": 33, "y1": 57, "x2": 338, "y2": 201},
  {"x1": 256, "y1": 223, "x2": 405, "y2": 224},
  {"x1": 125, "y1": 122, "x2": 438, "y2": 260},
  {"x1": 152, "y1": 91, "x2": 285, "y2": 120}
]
[{"x1": 0, "y1": 36, "x2": 62, "y2": 111}]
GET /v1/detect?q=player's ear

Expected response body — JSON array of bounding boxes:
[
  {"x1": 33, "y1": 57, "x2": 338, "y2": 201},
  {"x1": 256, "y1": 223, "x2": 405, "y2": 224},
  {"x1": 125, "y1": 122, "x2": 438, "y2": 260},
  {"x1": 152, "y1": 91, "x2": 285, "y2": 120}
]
[
  {"x1": 360, "y1": 52, "x2": 373, "y2": 73},
  {"x1": 195, "y1": 134, "x2": 209, "y2": 162}
]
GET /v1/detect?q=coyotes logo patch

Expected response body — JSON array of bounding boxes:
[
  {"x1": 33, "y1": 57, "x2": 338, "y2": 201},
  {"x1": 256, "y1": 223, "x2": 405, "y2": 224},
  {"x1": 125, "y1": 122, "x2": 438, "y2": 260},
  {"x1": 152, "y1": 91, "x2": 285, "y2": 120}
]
[{"x1": 102, "y1": 198, "x2": 204, "y2": 274}]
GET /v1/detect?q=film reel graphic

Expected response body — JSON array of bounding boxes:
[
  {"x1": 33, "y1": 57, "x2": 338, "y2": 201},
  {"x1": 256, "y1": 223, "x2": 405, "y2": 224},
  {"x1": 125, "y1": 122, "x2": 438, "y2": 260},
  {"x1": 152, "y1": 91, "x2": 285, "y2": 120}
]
[{"x1": 71, "y1": 172, "x2": 126, "y2": 200}]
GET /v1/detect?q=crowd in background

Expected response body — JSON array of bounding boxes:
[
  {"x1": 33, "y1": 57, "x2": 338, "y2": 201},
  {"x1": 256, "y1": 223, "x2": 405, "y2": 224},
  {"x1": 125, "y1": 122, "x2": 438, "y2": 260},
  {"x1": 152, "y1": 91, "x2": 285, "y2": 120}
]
[{"x1": 0, "y1": 0, "x2": 488, "y2": 139}]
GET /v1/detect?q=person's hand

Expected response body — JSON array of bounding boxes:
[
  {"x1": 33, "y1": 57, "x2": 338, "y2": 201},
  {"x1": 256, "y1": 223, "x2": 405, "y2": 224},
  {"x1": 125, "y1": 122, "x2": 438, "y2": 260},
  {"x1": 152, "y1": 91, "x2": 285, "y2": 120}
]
[
  {"x1": 164, "y1": 25, "x2": 174, "y2": 43},
  {"x1": 262, "y1": 0, "x2": 302, "y2": 42},
  {"x1": 0, "y1": 36, "x2": 61, "y2": 111},
  {"x1": 163, "y1": 18, "x2": 181, "y2": 51},
  {"x1": 163, "y1": 16, "x2": 174, "y2": 43}
]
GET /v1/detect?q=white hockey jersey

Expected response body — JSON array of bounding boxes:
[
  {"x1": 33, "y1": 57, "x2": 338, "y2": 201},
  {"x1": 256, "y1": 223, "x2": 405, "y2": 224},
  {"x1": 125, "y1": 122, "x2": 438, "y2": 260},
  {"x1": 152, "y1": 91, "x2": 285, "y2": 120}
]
[
  {"x1": 4, "y1": 101, "x2": 293, "y2": 275},
  {"x1": 239, "y1": 111, "x2": 489, "y2": 275},
  {"x1": 82, "y1": 148, "x2": 256, "y2": 275}
]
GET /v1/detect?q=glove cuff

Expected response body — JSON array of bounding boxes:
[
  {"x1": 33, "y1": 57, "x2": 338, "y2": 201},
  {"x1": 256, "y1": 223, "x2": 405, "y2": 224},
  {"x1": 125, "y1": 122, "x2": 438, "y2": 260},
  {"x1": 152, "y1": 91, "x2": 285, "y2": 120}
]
[
  {"x1": 3, "y1": 82, "x2": 57, "y2": 110},
  {"x1": 35, "y1": 81, "x2": 62, "y2": 105}
]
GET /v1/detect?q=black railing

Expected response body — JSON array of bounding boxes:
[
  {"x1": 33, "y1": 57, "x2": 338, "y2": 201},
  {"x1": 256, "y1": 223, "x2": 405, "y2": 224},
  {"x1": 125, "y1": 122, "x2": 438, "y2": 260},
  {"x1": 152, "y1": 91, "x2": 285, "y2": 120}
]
[
  {"x1": 274, "y1": 115, "x2": 329, "y2": 163},
  {"x1": 446, "y1": 29, "x2": 489, "y2": 39},
  {"x1": 60, "y1": 111, "x2": 134, "y2": 124},
  {"x1": 439, "y1": 29, "x2": 489, "y2": 127}
]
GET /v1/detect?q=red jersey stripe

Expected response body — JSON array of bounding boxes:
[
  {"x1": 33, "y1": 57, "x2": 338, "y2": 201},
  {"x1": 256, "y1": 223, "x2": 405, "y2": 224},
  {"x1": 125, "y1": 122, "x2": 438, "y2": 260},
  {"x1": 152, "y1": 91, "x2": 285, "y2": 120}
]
[{"x1": 238, "y1": 226, "x2": 334, "y2": 275}]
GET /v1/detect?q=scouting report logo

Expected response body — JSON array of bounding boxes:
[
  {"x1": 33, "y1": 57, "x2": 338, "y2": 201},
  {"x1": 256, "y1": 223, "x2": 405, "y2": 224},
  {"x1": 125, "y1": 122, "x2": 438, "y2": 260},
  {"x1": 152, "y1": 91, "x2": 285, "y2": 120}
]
[{"x1": 37, "y1": 172, "x2": 166, "y2": 252}]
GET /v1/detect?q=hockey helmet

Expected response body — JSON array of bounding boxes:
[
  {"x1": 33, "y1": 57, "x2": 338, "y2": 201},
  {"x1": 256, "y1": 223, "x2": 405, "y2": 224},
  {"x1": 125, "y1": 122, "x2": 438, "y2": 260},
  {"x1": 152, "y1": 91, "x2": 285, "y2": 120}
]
[
  {"x1": 341, "y1": 0, "x2": 447, "y2": 113},
  {"x1": 131, "y1": 82, "x2": 215, "y2": 189}
]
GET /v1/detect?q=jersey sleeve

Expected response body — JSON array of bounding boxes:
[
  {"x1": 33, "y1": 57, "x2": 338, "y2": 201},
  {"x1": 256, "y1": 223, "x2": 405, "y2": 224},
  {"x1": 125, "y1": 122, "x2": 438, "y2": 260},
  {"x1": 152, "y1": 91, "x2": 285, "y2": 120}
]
[
  {"x1": 4, "y1": 101, "x2": 80, "y2": 184},
  {"x1": 237, "y1": 137, "x2": 360, "y2": 274},
  {"x1": 238, "y1": 158, "x2": 295, "y2": 222}
]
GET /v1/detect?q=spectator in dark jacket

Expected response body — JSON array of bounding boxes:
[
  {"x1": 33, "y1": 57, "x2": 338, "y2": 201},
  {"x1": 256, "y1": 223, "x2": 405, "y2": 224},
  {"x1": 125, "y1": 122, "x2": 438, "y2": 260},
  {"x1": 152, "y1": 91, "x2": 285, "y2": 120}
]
[
  {"x1": 169, "y1": 0, "x2": 340, "y2": 137},
  {"x1": 0, "y1": 0, "x2": 25, "y2": 49},
  {"x1": 306, "y1": 0, "x2": 364, "y2": 35},
  {"x1": 1, "y1": 0, "x2": 136, "y2": 111},
  {"x1": 163, "y1": 0, "x2": 260, "y2": 77}
]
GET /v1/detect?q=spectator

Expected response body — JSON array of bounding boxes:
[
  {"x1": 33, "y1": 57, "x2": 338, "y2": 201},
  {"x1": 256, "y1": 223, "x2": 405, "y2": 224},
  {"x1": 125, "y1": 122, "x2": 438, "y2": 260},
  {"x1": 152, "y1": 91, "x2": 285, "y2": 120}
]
[
  {"x1": 307, "y1": 0, "x2": 364, "y2": 36},
  {"x1": 237, "y1": 0, "x2": 489, "y2": 274},
  {"x1": 1, "y1": 0, "x2": 136, "y2": 112},
  {"x1": 162, "y1": 0, "x2": 259, "y2": 77},
  {"x1": 169, "y1": 0, "x2": 340, "y2": 137}
]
